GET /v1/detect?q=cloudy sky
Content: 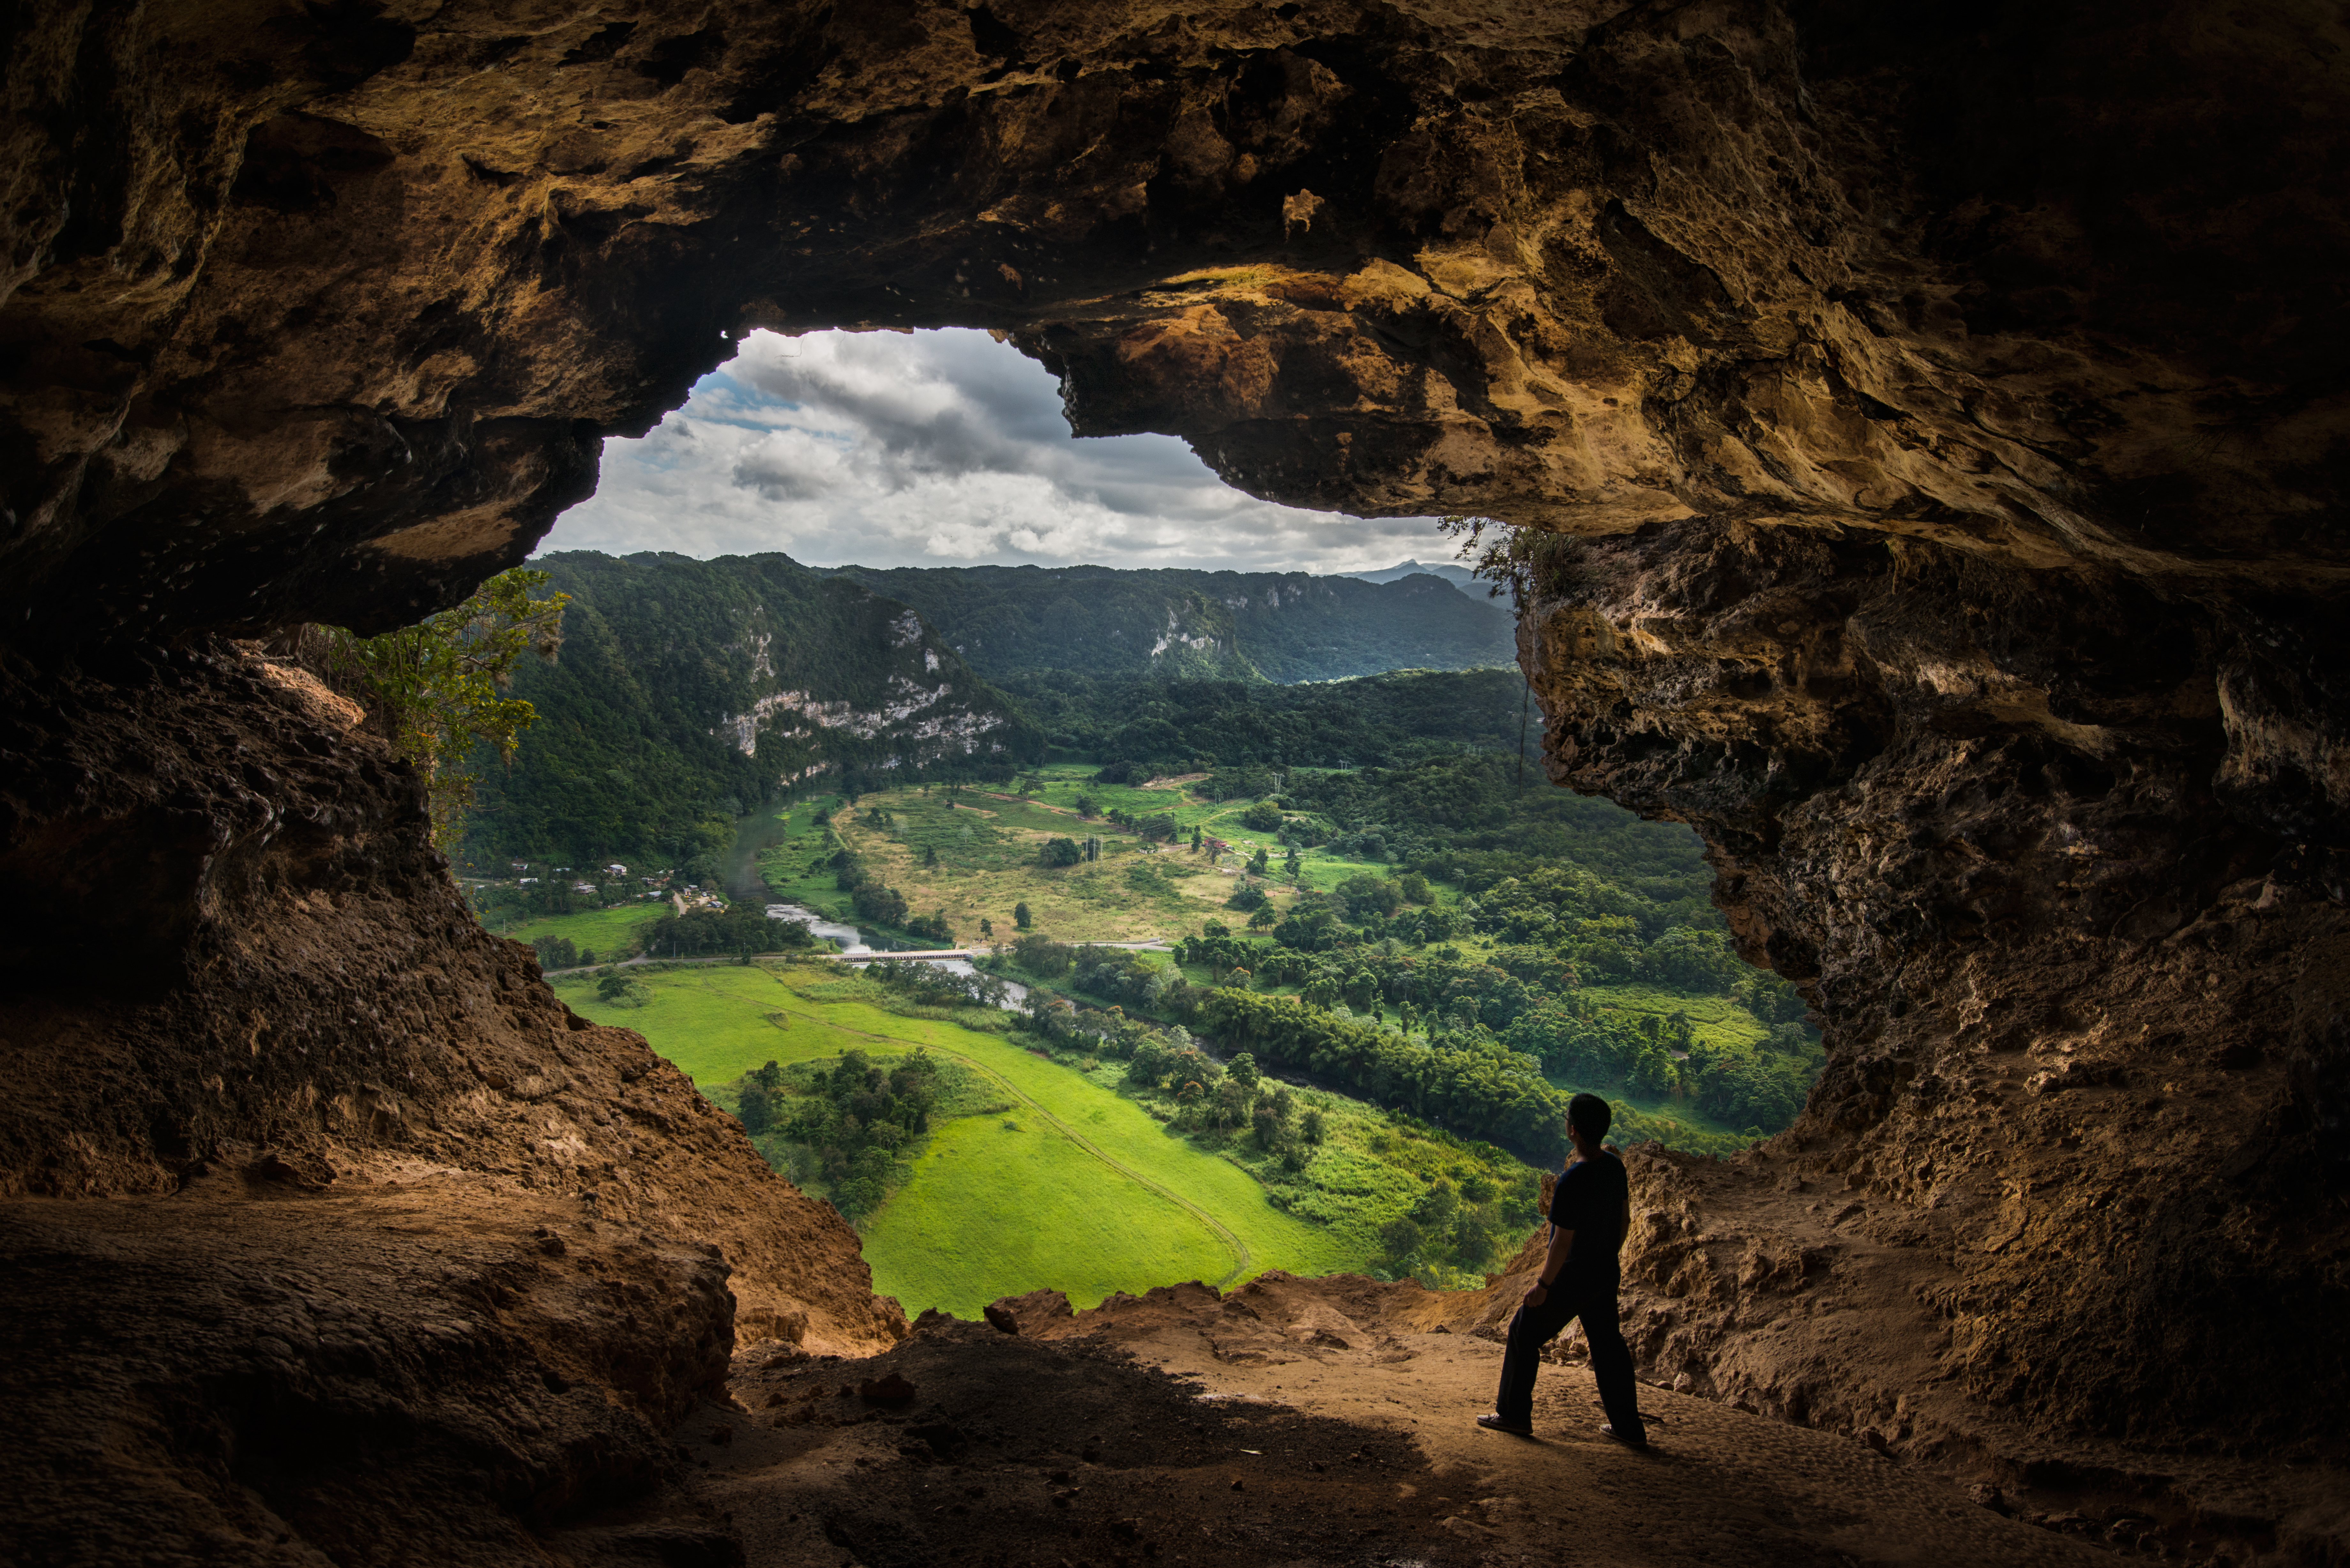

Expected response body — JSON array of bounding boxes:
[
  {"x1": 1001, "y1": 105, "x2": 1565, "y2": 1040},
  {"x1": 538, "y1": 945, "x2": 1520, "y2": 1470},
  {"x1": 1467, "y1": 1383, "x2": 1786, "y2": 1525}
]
[{"x1": 538, "y1": 328, "x2": 1459, "y2": 574}]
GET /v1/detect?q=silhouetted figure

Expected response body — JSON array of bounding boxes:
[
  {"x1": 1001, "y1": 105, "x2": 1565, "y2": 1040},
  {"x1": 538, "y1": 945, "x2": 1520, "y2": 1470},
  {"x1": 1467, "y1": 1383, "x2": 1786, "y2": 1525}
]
[{"x1": 1478, "y1": 1092, "x2": 1647, "y2": 1446}]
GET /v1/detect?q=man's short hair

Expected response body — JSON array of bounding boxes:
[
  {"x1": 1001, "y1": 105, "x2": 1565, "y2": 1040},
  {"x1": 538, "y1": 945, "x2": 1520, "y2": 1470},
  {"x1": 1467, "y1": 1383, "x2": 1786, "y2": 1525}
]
[{"x1": 1568, "y1": 1092, "x2": 1612, "y2": 1141}]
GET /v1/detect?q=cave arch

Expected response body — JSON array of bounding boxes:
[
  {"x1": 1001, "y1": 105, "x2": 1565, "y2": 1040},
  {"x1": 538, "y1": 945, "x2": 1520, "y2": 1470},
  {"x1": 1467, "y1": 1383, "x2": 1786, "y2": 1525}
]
[{"x1": 4, "y1": 0, "x2": 2347, "y2": 1555}]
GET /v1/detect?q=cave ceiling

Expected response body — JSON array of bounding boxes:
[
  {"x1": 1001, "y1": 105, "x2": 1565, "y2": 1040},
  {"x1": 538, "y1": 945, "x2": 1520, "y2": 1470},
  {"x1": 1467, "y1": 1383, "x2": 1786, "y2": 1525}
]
[{"x1": 7, "y1": 0, "x2": 2344, "y2": 641}]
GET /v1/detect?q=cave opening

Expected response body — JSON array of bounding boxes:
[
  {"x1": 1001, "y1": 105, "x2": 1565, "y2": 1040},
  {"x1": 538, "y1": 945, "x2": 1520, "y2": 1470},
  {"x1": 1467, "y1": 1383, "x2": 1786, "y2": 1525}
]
[
  {"x1": 4, "y1": 1, "x2": 2346, "y2": 1561},
  {"x1": 500, "y1": 319, "x2": 1813, "y2": 1317}
]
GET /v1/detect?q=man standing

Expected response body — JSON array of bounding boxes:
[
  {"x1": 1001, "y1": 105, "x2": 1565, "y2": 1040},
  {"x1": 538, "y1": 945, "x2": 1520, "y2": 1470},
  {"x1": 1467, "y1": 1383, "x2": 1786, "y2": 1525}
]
[{"x1": 1477, "y1": 1092, "x2": 1648, "y2": 1446}]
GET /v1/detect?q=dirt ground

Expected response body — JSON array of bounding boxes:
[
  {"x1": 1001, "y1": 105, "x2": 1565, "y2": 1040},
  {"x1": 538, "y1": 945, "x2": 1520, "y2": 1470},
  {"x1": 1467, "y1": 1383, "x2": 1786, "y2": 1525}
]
[{"x1": 643, "y1": 1279, "x2": 2115, "y2": 1568}]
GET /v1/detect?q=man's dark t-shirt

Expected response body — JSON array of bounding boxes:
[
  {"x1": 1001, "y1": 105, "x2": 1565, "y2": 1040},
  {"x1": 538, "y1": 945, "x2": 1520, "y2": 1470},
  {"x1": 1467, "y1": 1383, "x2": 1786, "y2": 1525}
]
[{"x1": 1547, "y1": 1152, "x2": 1628, "y2": 1282}]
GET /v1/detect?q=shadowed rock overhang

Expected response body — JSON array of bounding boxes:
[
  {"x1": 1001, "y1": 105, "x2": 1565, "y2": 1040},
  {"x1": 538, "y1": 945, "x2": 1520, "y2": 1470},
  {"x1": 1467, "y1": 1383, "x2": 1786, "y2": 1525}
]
[{"x1": 2, "y1": 0, "x2": 2346, "y2": 1561}]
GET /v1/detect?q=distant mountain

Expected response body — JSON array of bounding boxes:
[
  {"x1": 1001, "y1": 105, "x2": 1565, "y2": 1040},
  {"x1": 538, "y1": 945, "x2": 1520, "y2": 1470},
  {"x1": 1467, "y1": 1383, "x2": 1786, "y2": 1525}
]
[
  {"x1": 813, "y1": 563, "x2": 1514, "y2": 682},
  {"x1": 467, "y1": 552, "x2": 1043, "y2": 864},
  {"x1": 1344, "y1": 559, "x2": 1481, "y2": 589}
]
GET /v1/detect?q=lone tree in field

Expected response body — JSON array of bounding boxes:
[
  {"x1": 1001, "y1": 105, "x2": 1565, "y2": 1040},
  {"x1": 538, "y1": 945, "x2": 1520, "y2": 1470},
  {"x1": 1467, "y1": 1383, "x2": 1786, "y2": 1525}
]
[
  {"x1": 1013, "y1": 901, "x2": 1032, "y2": 930},
  {"x1": 1040, "y1": 836, "x2": 1083, "y2": 868}
]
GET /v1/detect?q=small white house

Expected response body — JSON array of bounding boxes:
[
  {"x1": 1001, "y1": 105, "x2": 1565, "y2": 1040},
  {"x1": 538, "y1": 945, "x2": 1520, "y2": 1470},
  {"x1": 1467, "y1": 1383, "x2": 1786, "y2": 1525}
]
[
  {"x1": 605, "y1": 863, "x2": 628, "y2": 876},
  {"x1": 518, "y1": 877, "x2": 539, "y2": 885}
]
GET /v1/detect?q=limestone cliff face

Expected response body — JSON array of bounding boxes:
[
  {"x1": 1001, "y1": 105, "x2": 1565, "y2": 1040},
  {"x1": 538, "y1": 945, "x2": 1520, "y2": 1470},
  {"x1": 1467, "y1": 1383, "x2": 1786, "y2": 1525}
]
[{"x1": 3, "y1": 0, "x2": 2347, "y2": 1558}]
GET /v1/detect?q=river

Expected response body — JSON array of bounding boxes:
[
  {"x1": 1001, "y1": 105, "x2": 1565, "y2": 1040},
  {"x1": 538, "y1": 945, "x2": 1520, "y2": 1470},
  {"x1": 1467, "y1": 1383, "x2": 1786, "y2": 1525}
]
[{"x1": 763, "y1": 903, "x2": 1028, "y2": 1009}]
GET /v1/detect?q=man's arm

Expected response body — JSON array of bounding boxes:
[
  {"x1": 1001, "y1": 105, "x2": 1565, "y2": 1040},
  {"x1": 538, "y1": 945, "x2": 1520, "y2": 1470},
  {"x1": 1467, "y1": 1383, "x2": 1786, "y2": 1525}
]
[{"x1": 1525, "y1": 1224, "x2": 1573, "y2": 1304}]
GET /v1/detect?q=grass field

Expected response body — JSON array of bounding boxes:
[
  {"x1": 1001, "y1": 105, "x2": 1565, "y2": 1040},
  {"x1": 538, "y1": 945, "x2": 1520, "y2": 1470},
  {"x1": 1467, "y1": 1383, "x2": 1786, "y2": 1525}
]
[
  {"x1": 550, "y1": 962, "x2": 1360, "y2": 1316},
  {"x1": 1577, "y1": 983, "x2": 1772, "y2": 1050},
  {"x1": 757, "y1": 771, "x2": 1462, "y2": 951},
  {"x1": 869, "y1": 1115, "x2": 1235, "y2": 1314},
  {"x1": 487, "y1": 901, "x2": 665, "y2": 956}
]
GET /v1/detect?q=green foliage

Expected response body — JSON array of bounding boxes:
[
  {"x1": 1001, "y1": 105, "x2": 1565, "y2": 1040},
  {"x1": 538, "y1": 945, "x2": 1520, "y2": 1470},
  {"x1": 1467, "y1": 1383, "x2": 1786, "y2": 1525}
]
[
  {"x1": 818, "y1": 563, "x2": 1513, "y2": 682},
  {"x1": 303, "y1": 567, "x2": 567, "y2": 850},
  {"x1": 531, "y1": 934, "x2": 582, "y2": 970},
  {"x1": 1241, "y1": 800, "x2": 1285, "y2": 832},
  {"x1": 462, "y1": 552, "x2": 1045, "y2": 867},
  {"x1": 1335, "y1": 874, "x2": 1404, "y2": 921},
  {"x1": 595, "y1": 973, "x2": 652, "y2": 1007},
  {"x1": 1202, "y1": 990, "x2": 1570, "y2": 1162},
  {"x1": 1040, "y1": 836, "x2": 1084, "y2": 868},
  {"x1": 850, "y1": 879, "x2": 909, "y2": 928},
  {"x1": 860, "y1": 959, "x2": 1013, "y2": 1010},
  {"x1": 1012, "y1": 933, "x2": 1078, "y2": 977},
  {"x1": 767, "y1": 1048, "x2": 946, "y2": 1218},
  {"x1": 1012, "y1": 901, "x2": 1032, "y2": 930},
  {"x1": 998, "y1": 667, "x2": 1534, "y2": 769},
  {"x1": 641, "y1": 905, "x2": 810, "y2": 959}
]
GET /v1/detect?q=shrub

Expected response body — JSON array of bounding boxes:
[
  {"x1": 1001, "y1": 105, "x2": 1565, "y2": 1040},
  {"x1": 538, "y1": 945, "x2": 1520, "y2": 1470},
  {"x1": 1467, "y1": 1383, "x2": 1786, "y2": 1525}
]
[
  {"x1": 1012, "y1": 933, "x2": 1077, "y2": 977},
  {"x1": 595, "y1": 974, "x2": 652, "y2": 1007}
]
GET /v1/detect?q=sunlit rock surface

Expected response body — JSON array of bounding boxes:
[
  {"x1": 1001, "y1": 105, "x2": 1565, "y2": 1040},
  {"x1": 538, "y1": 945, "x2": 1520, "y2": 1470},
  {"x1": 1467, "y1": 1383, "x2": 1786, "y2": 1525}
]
[{"x1": 3, "y1": 0, "x2": 2345, "y2": 1560}]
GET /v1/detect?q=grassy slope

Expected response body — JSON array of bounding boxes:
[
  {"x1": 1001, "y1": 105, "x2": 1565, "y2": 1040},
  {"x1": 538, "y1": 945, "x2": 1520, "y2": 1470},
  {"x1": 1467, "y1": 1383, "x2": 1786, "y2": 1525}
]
[
  {"x1": 484, "y1": 901, "x2": 666, "y2": 954},
  {"x1": 873, "y1": 1117, "x2": 1234, "y2": 1315},
  {"x1": 551, "y1": 964, "x2": 1353, "y2": 1315}
]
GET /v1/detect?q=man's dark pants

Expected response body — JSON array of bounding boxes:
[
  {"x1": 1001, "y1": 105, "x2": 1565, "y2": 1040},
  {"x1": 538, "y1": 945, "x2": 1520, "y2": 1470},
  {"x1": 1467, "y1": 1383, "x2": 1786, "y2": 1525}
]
[{"x1": 1492, "y1": 1269, "x2": 1646, "y2": 1442}]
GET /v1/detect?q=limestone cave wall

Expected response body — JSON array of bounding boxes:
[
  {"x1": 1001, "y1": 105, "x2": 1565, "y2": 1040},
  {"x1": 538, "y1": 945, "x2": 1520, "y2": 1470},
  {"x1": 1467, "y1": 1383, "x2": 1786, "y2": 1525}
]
[{"x1": 4, "y1": 0, "x2": 2346, "y2": 1558}]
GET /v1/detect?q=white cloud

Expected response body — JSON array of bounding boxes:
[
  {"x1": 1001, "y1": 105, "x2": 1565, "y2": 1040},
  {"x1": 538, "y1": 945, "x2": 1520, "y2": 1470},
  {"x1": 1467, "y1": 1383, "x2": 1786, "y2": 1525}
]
[{"x1": 537, "y1": 328, "x2": 1462, "y2": 574}]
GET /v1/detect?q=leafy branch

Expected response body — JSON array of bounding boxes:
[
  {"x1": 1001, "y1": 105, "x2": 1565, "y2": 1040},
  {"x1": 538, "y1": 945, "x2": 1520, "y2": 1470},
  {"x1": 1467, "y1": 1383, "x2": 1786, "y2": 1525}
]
[{"x1": 287, "y1": 568, "x2": 568, "y2": 852}]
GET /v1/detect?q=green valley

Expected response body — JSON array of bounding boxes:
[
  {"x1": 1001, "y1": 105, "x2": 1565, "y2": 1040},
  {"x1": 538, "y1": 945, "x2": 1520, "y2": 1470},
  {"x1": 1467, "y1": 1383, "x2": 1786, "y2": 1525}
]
[
  {"x1": 464, "y1": 552, "x2": 1823, "y2": 1316},
  {"x1": 552, "y1": 961, "x2": 1392, "y2": 1315}
]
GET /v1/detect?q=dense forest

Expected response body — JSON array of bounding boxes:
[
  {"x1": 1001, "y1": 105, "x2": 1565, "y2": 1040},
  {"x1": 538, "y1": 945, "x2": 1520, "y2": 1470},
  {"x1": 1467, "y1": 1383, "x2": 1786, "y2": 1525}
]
[
  {"x1": 463, "y1": 552, "x2": 1043, "y2": 868},
  {"x1": 984, "y1": 746, "x2": 1823, "y2": 1154},
  {"x1": 818, "y1": 562, "x2": 1513, "y2": 681},
  {"x1": 996, "y1": 668, "x2": 1539, "y2": 771}
]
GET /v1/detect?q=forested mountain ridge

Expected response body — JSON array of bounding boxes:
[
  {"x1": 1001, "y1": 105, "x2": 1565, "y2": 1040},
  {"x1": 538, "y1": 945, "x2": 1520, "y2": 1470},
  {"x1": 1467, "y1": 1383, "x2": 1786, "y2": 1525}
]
[
  {"x1": 815, "y1": 562, "x2": 1515, "y2": 681},
  {"x1": 996, "y1": 667, "x2": 1538, "y2": 770},
  {"x1": 464, "y1": 552, "x2": 1044, "y2": 866}
]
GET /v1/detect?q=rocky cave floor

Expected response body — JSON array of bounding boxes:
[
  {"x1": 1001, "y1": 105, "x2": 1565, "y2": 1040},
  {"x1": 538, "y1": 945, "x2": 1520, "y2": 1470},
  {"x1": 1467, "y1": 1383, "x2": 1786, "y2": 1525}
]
[{"x1": 586, "y1": 1279, "x2": 2213, "y2": 1568}]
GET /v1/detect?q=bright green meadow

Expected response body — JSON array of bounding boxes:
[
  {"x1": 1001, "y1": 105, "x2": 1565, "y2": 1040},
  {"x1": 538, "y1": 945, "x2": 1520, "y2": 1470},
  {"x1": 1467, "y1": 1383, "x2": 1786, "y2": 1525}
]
[{"x1": 553, "y1": 963, "x2": 1356, "y2": 1316}]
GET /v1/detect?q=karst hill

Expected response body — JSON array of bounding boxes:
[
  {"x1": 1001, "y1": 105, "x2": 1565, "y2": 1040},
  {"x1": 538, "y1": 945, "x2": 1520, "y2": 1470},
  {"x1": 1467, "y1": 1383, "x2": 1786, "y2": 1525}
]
[{"x1": 2, "y1": 2, "x2": 2344, "y2": 1564}]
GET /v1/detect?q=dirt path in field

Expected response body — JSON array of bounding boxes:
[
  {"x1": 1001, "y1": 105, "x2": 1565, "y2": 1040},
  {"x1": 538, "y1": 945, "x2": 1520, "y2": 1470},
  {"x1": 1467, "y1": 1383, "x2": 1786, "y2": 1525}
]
[{"x1": 770, "y1": 1005, "x2": 1255, "y2": 1288}]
